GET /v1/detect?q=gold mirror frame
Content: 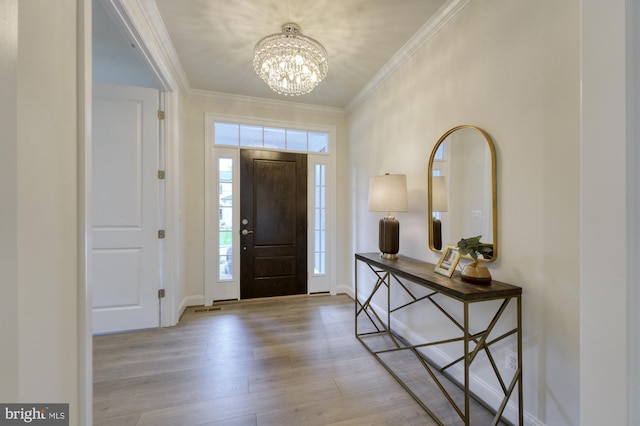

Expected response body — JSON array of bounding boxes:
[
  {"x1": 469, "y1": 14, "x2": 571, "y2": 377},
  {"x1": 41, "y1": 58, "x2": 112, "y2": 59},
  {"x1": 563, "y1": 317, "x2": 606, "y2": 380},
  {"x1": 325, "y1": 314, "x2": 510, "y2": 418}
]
[{"x1": 428, "y1": 125, "x2": 498, "y2": 262}]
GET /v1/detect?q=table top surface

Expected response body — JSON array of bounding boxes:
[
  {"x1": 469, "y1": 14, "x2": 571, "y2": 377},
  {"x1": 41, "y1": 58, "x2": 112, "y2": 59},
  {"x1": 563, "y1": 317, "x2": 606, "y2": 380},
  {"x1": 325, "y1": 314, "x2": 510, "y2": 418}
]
[{"x1": 356, "y1": 252, "x2": 522, "y2": 301}]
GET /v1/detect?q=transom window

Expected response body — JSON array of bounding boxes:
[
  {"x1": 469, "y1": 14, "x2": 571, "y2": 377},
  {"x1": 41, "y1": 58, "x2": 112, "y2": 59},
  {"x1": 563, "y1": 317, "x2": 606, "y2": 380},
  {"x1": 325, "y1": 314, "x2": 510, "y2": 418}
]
[{"x1": 214, "y1": 122, "x2": 329, "y2": 153}]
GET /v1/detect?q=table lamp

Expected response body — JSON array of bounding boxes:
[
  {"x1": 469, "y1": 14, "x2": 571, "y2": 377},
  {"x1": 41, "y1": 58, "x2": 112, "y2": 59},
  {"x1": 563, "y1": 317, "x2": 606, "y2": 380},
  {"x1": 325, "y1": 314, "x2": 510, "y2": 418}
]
[{"x1": 368, "y1": 173, "x2": 408, "y2": 259}]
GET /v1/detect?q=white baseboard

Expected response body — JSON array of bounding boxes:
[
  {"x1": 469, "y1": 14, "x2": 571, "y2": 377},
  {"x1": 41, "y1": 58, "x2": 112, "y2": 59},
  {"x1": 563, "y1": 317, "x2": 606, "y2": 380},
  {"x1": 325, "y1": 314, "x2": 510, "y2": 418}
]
[
  {"x1": 181, "y1": 290, "x2": 355, "y2": 320},
  {"x1": 178, "y1": 295, "x2": 205, "y2": 319},
  {"x1": 363, "y1": 301, "x2": 543, "y2": 426},
  {"x1": 337, "y1": 284, "x2": 354, "y2": 299}
]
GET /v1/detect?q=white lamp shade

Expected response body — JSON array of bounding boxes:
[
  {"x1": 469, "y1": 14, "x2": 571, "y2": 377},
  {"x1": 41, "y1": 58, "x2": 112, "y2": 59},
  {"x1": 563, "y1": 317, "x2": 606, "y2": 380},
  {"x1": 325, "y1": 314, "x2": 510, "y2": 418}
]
[
  {"x1": 368, "y1": 174, "x2": 408, "y2": 213},
  {"x1": 432, "y1": 176, "x2": 448, "y2": 212}
]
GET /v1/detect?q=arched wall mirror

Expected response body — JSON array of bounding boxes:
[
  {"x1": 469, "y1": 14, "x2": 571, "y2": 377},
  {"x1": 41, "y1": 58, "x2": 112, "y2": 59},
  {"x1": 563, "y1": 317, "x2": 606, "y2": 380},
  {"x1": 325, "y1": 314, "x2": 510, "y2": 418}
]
[{"x1": 428, "y1": 125, "x2": 497, "y2": 262}]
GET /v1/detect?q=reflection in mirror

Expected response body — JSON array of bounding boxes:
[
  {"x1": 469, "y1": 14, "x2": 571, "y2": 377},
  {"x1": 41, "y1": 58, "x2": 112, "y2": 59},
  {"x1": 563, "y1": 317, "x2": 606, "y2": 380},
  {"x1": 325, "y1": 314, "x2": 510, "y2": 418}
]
[{"x1": 428, "y1": 125, "x2": 497, "y2": 262}]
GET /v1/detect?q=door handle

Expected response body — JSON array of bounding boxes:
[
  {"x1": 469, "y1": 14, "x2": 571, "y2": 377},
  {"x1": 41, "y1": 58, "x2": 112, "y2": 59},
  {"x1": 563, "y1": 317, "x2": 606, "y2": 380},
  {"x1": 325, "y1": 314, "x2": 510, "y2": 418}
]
[{"x1": 241, "y1": 229, "x2": 254, "y2": 236}]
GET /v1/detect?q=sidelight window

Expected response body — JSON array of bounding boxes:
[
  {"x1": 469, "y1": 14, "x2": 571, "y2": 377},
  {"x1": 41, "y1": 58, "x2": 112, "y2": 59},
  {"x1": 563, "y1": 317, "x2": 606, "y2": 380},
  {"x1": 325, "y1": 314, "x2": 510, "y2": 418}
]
[
  {"x1": 314, "y1": 164, "x2": 326, "y2": 275},
  {"x1": 218, "y1": 157, "x2": 233, "y2": 280}
]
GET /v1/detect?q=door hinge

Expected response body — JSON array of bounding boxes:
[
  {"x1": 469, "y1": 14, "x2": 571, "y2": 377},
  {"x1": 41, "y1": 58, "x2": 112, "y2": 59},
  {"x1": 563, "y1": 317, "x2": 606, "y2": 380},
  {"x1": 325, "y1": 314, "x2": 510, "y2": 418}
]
[
  {"x1": 158, "y1": 230, "x2": 165, "y2": 239},
  {"x1": 158, "y1": 289, "x2": 165, "y2": 298},
  {"x1": 158, "y1": 170, "x2": 166, "y2": 179},
  {"x1": 158, "y1": 110, "x2": 165, "y2": 120}
]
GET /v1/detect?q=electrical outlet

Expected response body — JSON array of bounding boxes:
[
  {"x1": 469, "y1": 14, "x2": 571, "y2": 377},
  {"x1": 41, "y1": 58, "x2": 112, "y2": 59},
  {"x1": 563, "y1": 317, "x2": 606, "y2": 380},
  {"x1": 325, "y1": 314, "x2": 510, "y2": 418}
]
[{"x1": 505, "y1": 349, "x2": 518, "y2": 371}]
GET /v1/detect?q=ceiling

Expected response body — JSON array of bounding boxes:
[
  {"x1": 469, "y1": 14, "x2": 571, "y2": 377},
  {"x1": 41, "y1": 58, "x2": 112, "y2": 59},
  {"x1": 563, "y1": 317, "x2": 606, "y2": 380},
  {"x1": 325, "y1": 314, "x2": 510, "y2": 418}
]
[{"x1": 95, "y1": 0, "x2": 458, "y2": 109}]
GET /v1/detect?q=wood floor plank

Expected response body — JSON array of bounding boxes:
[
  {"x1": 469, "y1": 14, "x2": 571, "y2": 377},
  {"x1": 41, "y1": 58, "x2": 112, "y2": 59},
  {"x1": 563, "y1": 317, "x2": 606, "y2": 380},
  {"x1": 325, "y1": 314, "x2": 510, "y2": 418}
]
[
  {"x1": 331, "y1": 369, "x2": 404, "y2": 396},
  {"x1": 134, "y1": 377, "x2": 341, "y2": 425},
  {"x1": 94, "y1": 352, "x2": 214, "y2": 383},
  {"x1": 198, "y1": 413, "x2": 257, "y2": 426},
  {"x1": 93, "y1": 412, "x2": 141, "y2": 426},
  {"x1": 248, "y1": 356, "x2": 382, "y2": 395},
  {"x1": 256, "y1": 385, "x2": 418, "y2": 426},
  {"x1": 94, "y1": 375, "x2": 249, "y2": 419},
  {"x1": 319, "y1": 405, "x2": 438, "y2": 426},
  {"x1": 93, "y1": 365, "x2": 245, "y2": 401}
]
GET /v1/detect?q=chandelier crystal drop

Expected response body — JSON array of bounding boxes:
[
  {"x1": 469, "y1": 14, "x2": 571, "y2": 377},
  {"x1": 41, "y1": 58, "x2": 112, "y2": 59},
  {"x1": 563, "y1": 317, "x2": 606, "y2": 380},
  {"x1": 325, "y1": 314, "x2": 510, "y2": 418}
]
[{"x1": 253, "y1": 23, "x2": 328, "y2": 96}]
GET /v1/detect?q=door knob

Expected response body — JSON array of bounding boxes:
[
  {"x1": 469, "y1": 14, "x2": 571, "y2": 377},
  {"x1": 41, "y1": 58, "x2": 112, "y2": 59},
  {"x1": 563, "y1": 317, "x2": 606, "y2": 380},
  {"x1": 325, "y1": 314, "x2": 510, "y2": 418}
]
[{"x1": 241, "y1": 229, "x2": 254, "y2": 236}]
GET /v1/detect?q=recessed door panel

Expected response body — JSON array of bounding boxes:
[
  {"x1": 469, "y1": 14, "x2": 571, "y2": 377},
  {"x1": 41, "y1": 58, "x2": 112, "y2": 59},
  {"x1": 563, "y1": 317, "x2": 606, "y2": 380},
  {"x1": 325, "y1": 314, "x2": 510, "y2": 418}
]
[
  {"x1": 92, "y1": 98, "x2": 144, "y2": 227},
  {"x1": 92, "y1": 249, "x2": 142, "y2": 308},
  {"x1": 240, "y1": 150, "x2": 307, "y2": 299}
]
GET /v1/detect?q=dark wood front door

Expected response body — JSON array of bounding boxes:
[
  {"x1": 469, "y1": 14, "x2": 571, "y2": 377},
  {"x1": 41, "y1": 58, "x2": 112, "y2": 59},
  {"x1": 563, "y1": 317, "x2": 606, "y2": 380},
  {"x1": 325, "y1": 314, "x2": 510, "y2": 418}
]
[{"x1": 240, "y1": 149, "x2": 307, "y2": 299}]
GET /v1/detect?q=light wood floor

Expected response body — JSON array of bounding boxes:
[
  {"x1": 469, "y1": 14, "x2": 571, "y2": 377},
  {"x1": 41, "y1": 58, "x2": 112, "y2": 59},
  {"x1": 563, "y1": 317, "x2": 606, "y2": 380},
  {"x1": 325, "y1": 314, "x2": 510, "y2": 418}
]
[{"x1": 93, "y1": 294, "x2": 500, "y2": 425}]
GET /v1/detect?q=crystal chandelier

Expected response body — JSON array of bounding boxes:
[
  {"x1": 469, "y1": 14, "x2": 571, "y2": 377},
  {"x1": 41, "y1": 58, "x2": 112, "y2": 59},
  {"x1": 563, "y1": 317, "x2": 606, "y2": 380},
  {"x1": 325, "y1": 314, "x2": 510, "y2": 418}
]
[{"x1": 253, "y1": 23, "x2": 328, "y2": 96}]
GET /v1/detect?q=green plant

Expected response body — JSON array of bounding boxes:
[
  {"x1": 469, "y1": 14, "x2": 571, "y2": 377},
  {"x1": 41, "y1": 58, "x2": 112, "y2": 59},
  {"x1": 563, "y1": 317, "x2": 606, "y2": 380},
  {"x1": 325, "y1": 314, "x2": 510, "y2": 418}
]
[{"x1": 456, "y1": 235, "x2": 493, "y2": 260}]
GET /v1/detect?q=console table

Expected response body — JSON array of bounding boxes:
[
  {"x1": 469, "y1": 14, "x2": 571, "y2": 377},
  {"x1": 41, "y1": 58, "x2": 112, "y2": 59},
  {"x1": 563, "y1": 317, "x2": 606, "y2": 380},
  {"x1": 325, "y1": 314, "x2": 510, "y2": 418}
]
[{"x1": 355, "y1": 252, "x2": 522, "y2": 425}]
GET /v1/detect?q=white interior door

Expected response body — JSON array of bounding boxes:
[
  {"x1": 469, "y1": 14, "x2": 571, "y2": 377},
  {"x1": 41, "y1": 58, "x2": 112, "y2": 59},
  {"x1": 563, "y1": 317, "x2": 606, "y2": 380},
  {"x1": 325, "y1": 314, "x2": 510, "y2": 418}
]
[{"x1": 92, "y1": 83, "x2": 160, "y2": 334}]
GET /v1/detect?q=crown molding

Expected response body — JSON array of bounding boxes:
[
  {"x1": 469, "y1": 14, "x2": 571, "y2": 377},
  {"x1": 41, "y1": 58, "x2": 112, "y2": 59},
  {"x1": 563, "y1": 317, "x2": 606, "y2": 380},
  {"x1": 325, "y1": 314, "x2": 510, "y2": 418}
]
[
  {"x1": 189, "y1": 89, "x2": 346, "y2": 117},
  {"x1": 344, "y1": 0, "x2": 472, "y2": 114}
]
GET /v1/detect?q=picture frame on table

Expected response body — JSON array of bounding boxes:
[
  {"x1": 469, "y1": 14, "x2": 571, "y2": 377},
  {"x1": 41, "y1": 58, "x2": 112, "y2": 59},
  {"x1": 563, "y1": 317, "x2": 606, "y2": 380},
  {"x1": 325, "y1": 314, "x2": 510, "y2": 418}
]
[{"x1": 434, "y1": 244, "x2": 461, "y2": 277}]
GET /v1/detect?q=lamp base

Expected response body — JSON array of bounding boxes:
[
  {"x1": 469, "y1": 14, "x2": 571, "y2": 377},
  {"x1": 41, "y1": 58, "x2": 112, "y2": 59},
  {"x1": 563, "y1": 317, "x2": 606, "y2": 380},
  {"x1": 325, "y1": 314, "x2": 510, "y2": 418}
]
[
  {"x1": 380, "y1": 252, "x2": 399, "y2": 260},
  {"x1": 379, "y1": 216, "x2": 400, "y2": 260}
]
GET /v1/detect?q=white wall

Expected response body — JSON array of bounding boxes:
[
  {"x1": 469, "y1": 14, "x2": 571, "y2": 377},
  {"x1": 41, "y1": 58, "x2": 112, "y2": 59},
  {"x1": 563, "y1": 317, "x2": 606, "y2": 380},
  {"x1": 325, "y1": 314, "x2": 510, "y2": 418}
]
[
  {"x1": 348, "y1": 0, "x2": 580, "y2": 424},
  {"x1": 631, "y1": 4, "x2": 640, "y2": 423},
  {"x1": 182, "y1": 94, "x2": 350, "y2": 301},
  {"x1": 580, "y1": 0, "x2": 633, "y2": 425},
  {"x1": 0, "y1": 0, "x2": 81, "y2": 423},
  {"x1": 0, "y1": 0, "x2": 19, "y2": 402}
]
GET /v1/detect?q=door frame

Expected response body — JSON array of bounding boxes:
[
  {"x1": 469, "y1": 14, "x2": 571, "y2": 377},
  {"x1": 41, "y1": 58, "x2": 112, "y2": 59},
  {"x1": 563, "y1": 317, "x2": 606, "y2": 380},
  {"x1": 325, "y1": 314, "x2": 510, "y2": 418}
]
[
  {"x1": 79, "y1": 0, "x2": 184, "y2": 423},
  {"x1": 204, "y1": 114, "x2": 337, "y2": 305}
]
